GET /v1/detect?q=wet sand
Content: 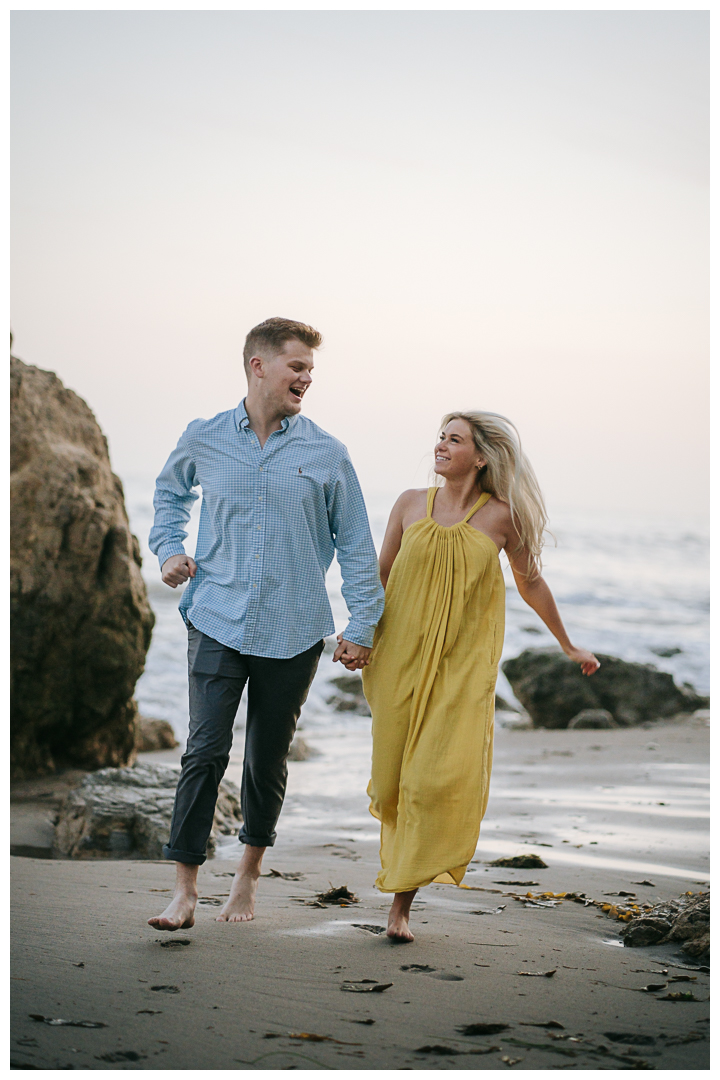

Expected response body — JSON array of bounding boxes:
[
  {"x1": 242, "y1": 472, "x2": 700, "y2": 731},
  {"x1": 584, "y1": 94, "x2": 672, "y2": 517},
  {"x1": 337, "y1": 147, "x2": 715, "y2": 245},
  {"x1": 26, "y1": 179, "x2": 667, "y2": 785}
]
[{"x1": 11, "y1": 716, "x2": 709, "y2": 1070}]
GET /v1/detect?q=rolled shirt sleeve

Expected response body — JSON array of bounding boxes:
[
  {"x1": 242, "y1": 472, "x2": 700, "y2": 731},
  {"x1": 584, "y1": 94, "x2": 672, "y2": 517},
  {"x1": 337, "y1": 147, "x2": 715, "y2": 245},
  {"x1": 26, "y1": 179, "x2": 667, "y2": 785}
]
[
  {"x1": 148, "y1": 427, "x2": 200, "y2": 570},
  {"x1": 327, "y1": 454, "x2": 385, "y2": 648}
]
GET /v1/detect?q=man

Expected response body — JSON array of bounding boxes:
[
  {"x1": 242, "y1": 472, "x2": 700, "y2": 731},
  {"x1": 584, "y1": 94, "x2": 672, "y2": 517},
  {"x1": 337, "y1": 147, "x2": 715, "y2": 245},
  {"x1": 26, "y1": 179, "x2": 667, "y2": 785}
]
[{"x1": 147, "y1": 317, "x2": 383, "y2": 930}]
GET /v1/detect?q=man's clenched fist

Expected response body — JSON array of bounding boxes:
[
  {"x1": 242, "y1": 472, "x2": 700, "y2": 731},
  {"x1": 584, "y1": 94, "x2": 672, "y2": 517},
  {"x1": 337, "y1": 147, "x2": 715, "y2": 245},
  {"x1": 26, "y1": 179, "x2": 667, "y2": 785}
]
[{"x1": 161, "y1": 554, "x2": 198, "y2": 588}]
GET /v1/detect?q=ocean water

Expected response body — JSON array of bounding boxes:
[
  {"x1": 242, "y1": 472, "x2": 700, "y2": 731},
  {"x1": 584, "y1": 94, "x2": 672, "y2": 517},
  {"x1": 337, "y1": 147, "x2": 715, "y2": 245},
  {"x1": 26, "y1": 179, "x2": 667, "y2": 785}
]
[{"x1": 123, "y1": 474, "x2": 709, "y2": 744}]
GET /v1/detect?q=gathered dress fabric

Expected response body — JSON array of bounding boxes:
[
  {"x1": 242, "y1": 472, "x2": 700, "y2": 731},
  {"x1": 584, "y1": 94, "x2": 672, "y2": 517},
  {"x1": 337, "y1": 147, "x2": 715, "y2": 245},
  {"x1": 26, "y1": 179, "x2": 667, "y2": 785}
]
[{"x1": 363, "y1": 487, "x2": 505, "y2": 893}]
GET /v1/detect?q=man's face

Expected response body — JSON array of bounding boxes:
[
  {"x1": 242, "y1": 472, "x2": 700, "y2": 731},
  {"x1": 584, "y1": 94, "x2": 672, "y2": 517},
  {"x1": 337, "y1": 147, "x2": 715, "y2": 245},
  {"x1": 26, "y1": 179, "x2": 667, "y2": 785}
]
[{"x1": 253, "y1": 339, "x2": 315, "y2": 417}]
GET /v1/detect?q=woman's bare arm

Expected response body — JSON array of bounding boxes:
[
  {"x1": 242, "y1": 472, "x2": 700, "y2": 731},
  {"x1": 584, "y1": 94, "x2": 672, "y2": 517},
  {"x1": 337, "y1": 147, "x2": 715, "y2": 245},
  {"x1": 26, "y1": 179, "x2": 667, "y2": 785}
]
[
  {"x1": 504, "y1": 522, "x2": 600, "y2": 677},
  {"x1": 378, "y1": 491, "x2": 417, "y2": 589}
]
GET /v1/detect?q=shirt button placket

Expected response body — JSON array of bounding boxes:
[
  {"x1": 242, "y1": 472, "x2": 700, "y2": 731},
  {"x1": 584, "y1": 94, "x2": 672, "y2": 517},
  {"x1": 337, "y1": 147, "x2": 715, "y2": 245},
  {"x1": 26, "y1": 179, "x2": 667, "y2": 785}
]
[
  {"x1": 249, "y1": 461, "x2": 266, "y2": 646},
  {"x1": 259, "y1": 466, "x2": 266, "y2": 588}
]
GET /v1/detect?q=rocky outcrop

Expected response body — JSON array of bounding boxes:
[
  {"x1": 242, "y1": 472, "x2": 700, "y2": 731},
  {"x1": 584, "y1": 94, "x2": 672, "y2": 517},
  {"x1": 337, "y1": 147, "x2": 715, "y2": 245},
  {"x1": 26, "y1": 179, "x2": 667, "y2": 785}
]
[
  {"x1": 136, "y1": 717, "x2": 179, "y2": 752},
  {"x1": 621, "y1": 892, "x2": 709, "y2": 964},
  {"x1": 325, "y1": 673, "x2": 371, "y2": 716},
  {"x1": 568, "y1": 708, "x2": 618, "y2": 730},
  {"x1": 502, "y1": 649, "x2": 708, "y2": 729},
  {"x1": 54, "y1": 762, "x2": 242, "y2": 859},
  {"x1": 10, "y1": 355, "x2": 155, "y2": 777},
  {"x1": 287, "y1": 735, "x2": 319, "y2": 761}
]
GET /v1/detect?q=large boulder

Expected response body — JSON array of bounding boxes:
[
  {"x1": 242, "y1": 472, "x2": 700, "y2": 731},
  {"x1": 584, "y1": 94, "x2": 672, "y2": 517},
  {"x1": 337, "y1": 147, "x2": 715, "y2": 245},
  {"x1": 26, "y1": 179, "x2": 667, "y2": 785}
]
[
  {"x1": 502, "y1": 648, "x2": 708, "y2": 729},
  {"x1": 10, "y1": 355, "x2": 155, "y2": 777},
  {"x1": 54, "y1": 762, "x2": 242, "y2": 859}
]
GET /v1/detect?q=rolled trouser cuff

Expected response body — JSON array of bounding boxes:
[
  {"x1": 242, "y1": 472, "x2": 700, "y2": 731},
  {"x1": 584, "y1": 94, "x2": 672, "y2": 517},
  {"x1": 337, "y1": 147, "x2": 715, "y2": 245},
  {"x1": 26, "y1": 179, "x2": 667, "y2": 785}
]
[
  {"x1": 162, "y1": 844, "x2": 207, "y2": 865},
  {"x1": 238, "y1": 827, "x2": 276, "y2": 848}
]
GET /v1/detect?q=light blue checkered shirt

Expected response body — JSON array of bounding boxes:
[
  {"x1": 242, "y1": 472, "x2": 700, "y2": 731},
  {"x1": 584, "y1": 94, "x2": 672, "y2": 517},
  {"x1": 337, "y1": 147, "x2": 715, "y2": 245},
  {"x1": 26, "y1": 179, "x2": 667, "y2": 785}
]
[{"x1": 149, "y1": 399, "x2": 384, "y2": 658}]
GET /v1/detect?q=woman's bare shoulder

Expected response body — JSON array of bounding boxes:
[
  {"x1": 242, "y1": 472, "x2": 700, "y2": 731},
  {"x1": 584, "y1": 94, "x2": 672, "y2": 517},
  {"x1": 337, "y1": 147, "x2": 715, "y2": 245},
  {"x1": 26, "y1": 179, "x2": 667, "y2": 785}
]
[
  {"x1": 485, "y1": 494, "x2": 515, "y2": 527},
  {"x1": 485, "y1": 493, "x2": 510, "y2": 514},
  {"x1": 394, "y1": 488, "x2": 428, "y2": 511},
  {"x1": 389, "y1": 488, "x2": 428, "y2": 530}
]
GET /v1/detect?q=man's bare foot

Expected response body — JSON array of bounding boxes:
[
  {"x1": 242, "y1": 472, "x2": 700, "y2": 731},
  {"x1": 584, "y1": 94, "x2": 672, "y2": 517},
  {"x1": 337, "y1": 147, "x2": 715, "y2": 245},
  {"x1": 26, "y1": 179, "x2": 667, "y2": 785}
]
[
  {"x1": 148, "y1": 891, "x2": 197, "y2": 931},
  {"x1": 215, "y1": 846, "x2": 266, "y2": 924},
  {"x1": 216, "y1": 868, "x2": 261, "y2": 923},
  {"x1": 148, "y1": 861, "x2": 199, "y2": 931},
  {"x1": 387, "y1": 889, "x2": 418, "y2": 942}
]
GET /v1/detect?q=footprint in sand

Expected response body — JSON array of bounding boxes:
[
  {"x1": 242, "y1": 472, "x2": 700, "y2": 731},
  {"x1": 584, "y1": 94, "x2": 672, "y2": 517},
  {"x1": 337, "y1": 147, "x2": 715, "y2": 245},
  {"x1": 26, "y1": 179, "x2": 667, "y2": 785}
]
[{"x1": 400, "y1": 964, "x2": 464, "y2": 981}]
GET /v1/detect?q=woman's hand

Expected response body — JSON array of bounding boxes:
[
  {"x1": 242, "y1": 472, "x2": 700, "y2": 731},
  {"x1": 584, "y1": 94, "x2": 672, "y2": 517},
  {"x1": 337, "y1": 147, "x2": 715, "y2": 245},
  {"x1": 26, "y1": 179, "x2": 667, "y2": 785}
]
[
  {"x1": 333, "y1": 633, "x2": 372, "y2": 671},
  {"x1": 564, "y1": 646, "x2": 600, "y2": 676}
]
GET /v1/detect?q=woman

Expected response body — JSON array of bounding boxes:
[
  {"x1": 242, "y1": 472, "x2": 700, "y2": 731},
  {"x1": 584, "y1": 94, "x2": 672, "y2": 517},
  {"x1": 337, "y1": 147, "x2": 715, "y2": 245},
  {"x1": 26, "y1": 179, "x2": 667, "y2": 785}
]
[{"x1": 362, "y1": 411, "x2": 599, "y2": 942}]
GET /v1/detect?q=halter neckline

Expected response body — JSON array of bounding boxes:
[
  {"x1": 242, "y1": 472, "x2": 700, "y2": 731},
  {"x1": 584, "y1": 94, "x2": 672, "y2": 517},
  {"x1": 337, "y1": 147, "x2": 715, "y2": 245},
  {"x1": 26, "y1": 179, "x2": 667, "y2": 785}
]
[{"x1": 426, "y1": 487, "x2": 491, "y2": 526}]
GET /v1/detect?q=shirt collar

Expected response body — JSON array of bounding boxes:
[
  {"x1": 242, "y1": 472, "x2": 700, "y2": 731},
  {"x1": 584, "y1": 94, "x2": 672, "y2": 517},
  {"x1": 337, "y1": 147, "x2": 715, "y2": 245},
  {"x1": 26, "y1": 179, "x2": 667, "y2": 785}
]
[
  {"x1": 235, "y1": 399, "x2": 250, "y2": 430},
  {"x1": 235, "y1": 399, "x2": 299, "y2": 434}
]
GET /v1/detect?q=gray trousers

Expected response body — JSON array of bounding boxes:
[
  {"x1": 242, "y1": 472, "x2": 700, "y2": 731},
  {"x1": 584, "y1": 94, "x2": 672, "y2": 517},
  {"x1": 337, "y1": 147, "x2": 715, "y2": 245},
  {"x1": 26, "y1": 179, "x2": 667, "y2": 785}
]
[{"x1": 162, "y1": 626, "x2": 323, "y2": 865}]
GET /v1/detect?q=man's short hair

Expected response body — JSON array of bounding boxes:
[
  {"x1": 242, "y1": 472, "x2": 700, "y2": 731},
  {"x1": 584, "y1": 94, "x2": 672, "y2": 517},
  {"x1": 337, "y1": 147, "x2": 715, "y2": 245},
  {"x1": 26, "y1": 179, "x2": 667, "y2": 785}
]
[{"x1": 243, "y1": 317, "x2": 323, "y2": 375}]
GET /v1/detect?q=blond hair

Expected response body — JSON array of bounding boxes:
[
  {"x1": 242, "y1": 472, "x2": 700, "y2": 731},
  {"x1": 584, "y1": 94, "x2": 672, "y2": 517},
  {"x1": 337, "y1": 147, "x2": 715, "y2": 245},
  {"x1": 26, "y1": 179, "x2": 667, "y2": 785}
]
[
  {"x1": 437, "y1": 410, "x2": 550, "y2": 578},
  {"x1": 243, "y1": 317, "x2": 322, "y2": 376}
]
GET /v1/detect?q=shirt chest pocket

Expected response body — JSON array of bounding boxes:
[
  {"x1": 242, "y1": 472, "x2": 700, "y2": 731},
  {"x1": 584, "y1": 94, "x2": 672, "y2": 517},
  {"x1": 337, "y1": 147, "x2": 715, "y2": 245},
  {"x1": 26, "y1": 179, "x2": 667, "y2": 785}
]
[{"x1": 272, "y1": 466, "x2": 328, "y2": 514}]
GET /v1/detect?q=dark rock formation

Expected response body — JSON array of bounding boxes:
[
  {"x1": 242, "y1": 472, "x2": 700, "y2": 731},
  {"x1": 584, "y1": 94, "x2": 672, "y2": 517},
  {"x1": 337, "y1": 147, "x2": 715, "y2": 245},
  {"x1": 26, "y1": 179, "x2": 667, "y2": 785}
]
[
  {"x1": 621, "y1": 892, "x2": 709, "y2": 964},
  {"x1": 326, "y1": 673, "x2": 371, "y2": 716},
  {"x1": 287, "y1": 735, "x2": 320, "y2": 761},
  {"x1": 136, "y1": 717, "x2": 179, "y2": 752},
  {"x1": 10, "y1": 355, "x2": 155, "y2": 777},
  {"x1": 54, "y1": 762, "x2": 242, "y2": 859},
  {"x1": 568, "y1": 708, "x2": 618, "y2": 730},
  {"x1": 502, "y1": 649, "x2": 708, "y2": 729}
]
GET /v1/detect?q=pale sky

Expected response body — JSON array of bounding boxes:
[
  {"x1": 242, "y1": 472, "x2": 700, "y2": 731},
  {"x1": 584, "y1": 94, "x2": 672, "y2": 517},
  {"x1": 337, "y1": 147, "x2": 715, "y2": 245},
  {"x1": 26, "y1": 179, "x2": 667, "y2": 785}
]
[{"x1": 11, "y1": 10, "x2": 708, "y2": 518}]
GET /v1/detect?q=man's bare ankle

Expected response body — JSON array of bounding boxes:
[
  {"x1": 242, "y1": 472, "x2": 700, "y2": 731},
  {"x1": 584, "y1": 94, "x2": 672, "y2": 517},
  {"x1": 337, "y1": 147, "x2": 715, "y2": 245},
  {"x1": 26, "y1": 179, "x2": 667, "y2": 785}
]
[{"x1": 235, "y1": 868, "x2": 261, "y2": 884}]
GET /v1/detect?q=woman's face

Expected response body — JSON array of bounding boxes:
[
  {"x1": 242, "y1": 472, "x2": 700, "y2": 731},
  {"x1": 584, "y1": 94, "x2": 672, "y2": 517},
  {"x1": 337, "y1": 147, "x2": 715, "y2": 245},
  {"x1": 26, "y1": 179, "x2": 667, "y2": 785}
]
[{"x1": 434, "y1": 418, "x2": 485, "y2": 479}]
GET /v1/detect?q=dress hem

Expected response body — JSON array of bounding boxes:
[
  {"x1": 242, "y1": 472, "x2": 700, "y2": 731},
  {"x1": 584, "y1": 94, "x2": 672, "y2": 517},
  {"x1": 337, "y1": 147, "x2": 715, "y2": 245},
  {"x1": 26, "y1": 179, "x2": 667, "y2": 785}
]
[{"x1": 374, "y1": 865, "x2": 468, "y2": 893}]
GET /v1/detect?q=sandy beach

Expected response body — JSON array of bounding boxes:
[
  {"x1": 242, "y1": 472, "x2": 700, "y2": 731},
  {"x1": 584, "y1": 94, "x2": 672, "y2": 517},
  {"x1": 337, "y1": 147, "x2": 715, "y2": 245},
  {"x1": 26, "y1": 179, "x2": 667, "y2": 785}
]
[{"x1": 11, "y1": 714, "x2": 709, "y2": 1071}]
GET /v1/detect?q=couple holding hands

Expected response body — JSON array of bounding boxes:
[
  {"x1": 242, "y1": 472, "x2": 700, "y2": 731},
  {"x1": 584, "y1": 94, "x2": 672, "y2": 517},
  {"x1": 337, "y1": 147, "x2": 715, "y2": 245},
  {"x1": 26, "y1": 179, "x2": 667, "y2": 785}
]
[{"x1": 148, "y1": 317, "x2": 598, "y2": 942}]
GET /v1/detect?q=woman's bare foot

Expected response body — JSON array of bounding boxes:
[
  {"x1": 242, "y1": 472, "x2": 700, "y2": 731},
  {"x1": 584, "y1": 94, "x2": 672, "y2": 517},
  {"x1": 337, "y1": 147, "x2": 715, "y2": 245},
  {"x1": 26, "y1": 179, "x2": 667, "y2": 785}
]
[
  {"x1": 216, "y1": 844, "x2": 266, "y2": 924},
  {"x1": 148, "y1": 863, "x2": 199, "y2": 931},
  {"x1": 387, "y1": 889, "x2": 418, "y2": 942}
]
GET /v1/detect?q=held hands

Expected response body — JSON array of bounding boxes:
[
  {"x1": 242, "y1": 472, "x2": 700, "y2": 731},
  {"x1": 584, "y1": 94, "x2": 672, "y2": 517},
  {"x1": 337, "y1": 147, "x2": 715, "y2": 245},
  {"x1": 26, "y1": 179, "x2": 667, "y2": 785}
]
[
  {"x1": 161, "y1": 554, "x2": 198, "y2": 589},
  {"x1": 564, "y1": 645, "x2": 600, "y2": 676},
  {"x1": 333, "y1": 633, "x2": 372, "y2": 672}
]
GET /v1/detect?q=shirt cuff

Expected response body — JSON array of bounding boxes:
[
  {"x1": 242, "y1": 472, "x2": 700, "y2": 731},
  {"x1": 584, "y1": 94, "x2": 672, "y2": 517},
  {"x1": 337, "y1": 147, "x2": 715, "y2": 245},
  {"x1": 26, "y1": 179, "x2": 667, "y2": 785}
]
[
  {"x1": 157, "y1": 543, "x2": 187, "y2": 570},
  {"x1": 342, "y1": 620, "x2": 376, "y2": 650}
]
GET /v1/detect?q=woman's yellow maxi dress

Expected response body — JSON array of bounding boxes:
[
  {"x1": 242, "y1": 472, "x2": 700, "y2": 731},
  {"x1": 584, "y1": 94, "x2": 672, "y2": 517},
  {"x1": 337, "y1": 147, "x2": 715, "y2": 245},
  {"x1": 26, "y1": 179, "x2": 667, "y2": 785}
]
[{"x1": 363, "y1": 487, "x2": 505, "y2": 894}]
